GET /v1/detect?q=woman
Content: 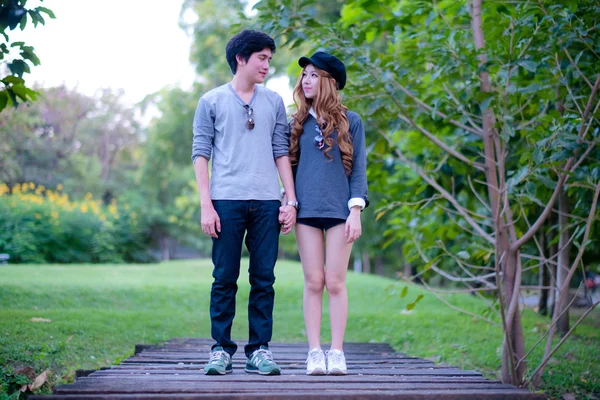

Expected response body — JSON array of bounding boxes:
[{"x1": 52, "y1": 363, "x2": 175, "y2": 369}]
[{"x1": 283, "y1": 51, "x2": 368, "y2": 375}]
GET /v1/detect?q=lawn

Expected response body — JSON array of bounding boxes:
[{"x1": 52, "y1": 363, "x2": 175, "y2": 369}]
[{"x1": 0, "y1": 260, "x2": 598, "y2": 399}]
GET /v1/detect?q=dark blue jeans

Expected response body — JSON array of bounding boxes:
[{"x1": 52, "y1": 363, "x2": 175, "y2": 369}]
[{"x1": 209, "y1": 200, "x2": 280, "y2": 358}]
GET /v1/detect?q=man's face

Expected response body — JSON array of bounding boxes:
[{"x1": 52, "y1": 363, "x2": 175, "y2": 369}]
[{"x1": 237, "y1": 48, "x2": 273, "y2": 84}]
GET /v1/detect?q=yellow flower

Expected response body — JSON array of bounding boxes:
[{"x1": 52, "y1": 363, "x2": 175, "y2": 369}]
[
  {"x1": 56, "y1": 184, "x2": 63, "y2": 191},
  {"x1": 80, "y1": 204, "x2": 89, "y2": 213},
  {"x1": 85, "y1": 193, "x2": 93, "y2": 201},
  {"x1": 29, "y1": 182, "x2": 35, "y2": 189}
]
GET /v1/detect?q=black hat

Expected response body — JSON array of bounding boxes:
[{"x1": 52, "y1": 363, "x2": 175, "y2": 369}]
[{"x1": 298, "y1": 51, "x2": 346, "y2": 90}]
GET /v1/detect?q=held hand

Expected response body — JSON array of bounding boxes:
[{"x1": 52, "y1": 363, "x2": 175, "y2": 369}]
[
  {"x1": 279, "y1": 205, "x2": 297, "y2": 235},
  {"x1": 344, "y1": 209, "x2": 362, "y2": 243},
  {"x1": 201, "y1": 206, "x2": 221, "y2": 238}
]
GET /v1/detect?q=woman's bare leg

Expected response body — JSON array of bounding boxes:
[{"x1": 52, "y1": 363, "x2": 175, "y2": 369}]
[
  {"x1": 296, "y1": 223, "x2": 325, "y2": 350},
  {"x1": 324, "y1": 223, "x2": 353, "y2": 351}
]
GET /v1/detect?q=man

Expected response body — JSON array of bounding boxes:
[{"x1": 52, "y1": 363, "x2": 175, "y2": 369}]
[{"x1": 191, "y1": 30, "x2": 298, "y2": 376}]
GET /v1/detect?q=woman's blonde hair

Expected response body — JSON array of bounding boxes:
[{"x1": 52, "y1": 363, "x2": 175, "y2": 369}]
[{"x1": 290, "y1": 66, "x2": 353, "y2": 175}]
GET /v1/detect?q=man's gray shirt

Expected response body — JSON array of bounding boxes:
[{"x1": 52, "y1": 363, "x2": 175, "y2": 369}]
[
  {"x1": 192, "y1": 83, "x2": 289, "y2": 201},
  {"x1": 294, "y1": 111, "x2": 368, "y2": 220}
]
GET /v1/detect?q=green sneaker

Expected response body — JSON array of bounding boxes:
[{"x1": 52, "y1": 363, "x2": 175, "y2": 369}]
[
  {"x1": 244, "y1": 346, "x2": 281, "y2": 375},
  {"x1": 203, "y1": 346, "x2": 232, "y2": 375}
]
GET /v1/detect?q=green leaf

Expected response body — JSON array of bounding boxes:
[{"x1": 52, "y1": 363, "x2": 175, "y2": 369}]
[
  {"x1": 400, "y1": 286, "x2": 408, "y2": 298},
  {"x1": 2, "y1": 76, "x2": 25, "y2": 85},
  {"x1": 0, "y1": 90, "x2": 8, "y2": 112},
  {"x1": 517, "y1": 83, "x2": 541, "y2": 94},
  {"x1": 406, "y1": 294, "x2": 425, "y2": 310},
  {"x1": 21, "y1": 47, "x2": 40, "y2": 66},
  {"x1": 8, "y1": 60, "x2": 26, "y2": 77},
  {"x1": 506, "y1": 166, "x2": 529, "y2": 190},
  {"x1": 36, "y1": 7, "x2": 56, "y2": 19},
  {"x1": 533, "y1": 147, "x2": 544, "y2": 164},
  {"x1": 480, "y1": 96, "x2": 494, "y2": 112},
  {"x1": 515, "y1": 59, "x2": 537, "y2": 73},
  {"x1": 550, "y1": 150, "x2": 572, "y2": 162},
  {"x1": 19, "y1": 13, "x2": 27, "y2": 30}
]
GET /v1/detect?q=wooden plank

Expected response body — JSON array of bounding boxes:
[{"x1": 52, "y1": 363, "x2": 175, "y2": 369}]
[
  {"x1": 53, "y1": 381, "x2": 525, "y2": 393},
  {"x1": 31, "y1": 389, "x2": 546, "y2": 400},
  {"x1": 111, "y1": 367, "x2": 482, "y2": 376},
  {"x1": 30, "y1": 339, "x2": 544, "y2": 400},
  {"x1": 88, "y1": 372, "x2": 495, "y2": 383}
]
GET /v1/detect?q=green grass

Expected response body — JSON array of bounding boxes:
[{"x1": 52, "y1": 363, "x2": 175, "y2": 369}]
[{"x1": 0, "y1": 260, "x2": 598, "y2": 399}]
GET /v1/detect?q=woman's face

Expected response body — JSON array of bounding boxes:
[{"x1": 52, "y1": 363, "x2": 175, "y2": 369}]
[{"x1": 301, "y1": 64, "x2": 319, "y2": 99}]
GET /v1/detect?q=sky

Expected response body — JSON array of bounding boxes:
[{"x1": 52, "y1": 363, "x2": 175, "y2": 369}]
[{"x1": 9, "y1": 0, "x2": 292, "y2": 111}]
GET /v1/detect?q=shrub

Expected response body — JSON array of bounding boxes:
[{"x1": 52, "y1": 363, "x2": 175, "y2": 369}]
[{"x1": 0, "y1": 183, "x2": 154, "y2": 263}]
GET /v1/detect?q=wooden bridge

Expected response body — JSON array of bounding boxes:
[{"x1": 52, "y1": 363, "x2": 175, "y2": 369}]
[{"x1": 31, "y1": 338, "x2": 544, "y2": 399}]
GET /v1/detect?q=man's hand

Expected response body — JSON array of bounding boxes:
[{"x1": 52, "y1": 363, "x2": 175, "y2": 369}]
[
  {"x1": 201, "y1": 205, "x2": 221, "y2": 238},
  {"x1": 345, "y1": 208, "x2": 362, "y2": 243},
  {"x1": 279, "y1": 205, "x2": 297, "y2": 235}
]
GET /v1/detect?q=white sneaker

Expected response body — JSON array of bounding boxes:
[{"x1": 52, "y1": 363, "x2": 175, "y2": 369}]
[
  {"x1": 306, "y1": 347, "x2": 326, "y2": 375},
  {"x1": 326, "y1": 349, "x2": 347, "y2": 375}
]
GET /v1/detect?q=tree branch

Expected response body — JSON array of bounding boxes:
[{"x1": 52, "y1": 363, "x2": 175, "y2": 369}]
[
  {"x1": 527, "y1": 300, "x2": 600, "y2": 386},
  {"x1": 563, "y1": 48, "x2": 594, "y2": 89},
  {"x1": 380, "y1": 129, "x2": 495, "y2": 244}
]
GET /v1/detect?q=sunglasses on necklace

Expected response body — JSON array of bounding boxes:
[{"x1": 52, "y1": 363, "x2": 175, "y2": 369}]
[
  {"x1": 244, "y1": 105, "x2": 255, "y2": 130},
  {"x1": 313, "y1": 123, "x2": 325, "y2": 150}
]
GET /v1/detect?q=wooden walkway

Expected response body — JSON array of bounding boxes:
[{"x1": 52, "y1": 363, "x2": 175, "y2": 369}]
[{"x1": 31, "y1": 338, "x2": 544, "y2": 399}]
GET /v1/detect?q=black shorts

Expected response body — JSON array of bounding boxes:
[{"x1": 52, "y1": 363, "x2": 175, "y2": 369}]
[{"x1": 297, "y1": 217, "x2": 346, "y2": 231}]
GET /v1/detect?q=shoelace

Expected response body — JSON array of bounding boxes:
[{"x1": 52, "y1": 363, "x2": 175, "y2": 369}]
[
  {"x1": 306, "y1": 349, "x2": 324, "y2": 365},
  {"x1": 327, "y1": 350, "x2": 344, "y2": 365},
  {"x1": 210, "y1": 350, "x2": 228, "y2": 363},
  {"x1": 252, "y1": 348, "x2": 273, "y2": 366}
]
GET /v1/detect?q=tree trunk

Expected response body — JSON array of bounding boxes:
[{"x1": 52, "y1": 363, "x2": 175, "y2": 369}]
[
  {"x1": 538, "y1": 225, "x2": 549, "y2": 316},
  {"x1": 362, "y1": 250, "x2": 371, "y2": 274},
  {"x1": 556, "y1": 189, "x2": 570, "y2": 334},
  {"x1": 548, "y1": 218, "x2": 558, "y2": 317},
  {"x1": 160, "y1": 235, "x2": 170, "y2": 261},
  {"x1": 375, "y1": 256, "x2": 384, "y2": 276},
  {"x1": 469, "y1": 0, "x2": 526, "y2": 385},
  {"x1": 404, "y1": 263, "x2": 413, "y2": 280}
]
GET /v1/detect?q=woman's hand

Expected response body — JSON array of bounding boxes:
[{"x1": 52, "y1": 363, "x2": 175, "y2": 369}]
[
  {"x1": 279, "y1": 205, "x2": 296, "y2": 235},
  {"x1": 345, "y1": 207, "x2": 362, "y2": 243}
]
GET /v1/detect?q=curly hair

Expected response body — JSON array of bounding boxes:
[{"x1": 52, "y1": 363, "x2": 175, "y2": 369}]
[{"x1": 290, "y1": 67, "x2": 353, "y2": 175}]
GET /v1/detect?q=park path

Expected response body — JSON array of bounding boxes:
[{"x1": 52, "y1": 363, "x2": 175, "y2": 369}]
[{"x1": 30, "y1": 337, "x2": 544, "y2": 399}]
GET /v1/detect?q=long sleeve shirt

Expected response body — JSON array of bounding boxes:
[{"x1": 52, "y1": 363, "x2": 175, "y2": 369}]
[
  {"x1": 294, "y1": 111, "x2": 368, "y2": 219},
  {"x1": 191, "y1": 83, "x2": 289, "y2": 201}
]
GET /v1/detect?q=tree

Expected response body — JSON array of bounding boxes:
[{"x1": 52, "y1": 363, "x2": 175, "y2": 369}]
[
  {"x1": 254, "y1": 0, "x2": 600, "y2": 388},
  {"x1": 0, "y1": 85, "x2": 144, "y2": 198},
  {"x1": 0, "y1": 0, "x2": 55, "y2": 112}
]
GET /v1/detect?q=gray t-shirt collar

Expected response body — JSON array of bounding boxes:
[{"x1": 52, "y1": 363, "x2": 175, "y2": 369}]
[{"x1": 227, "y1": 82, "x2": 258, "y2": 107}]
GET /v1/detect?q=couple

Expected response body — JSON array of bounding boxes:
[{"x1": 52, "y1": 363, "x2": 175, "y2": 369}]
[{"x1": 191, "y1": 29, "x2": 368, "y2": 376}]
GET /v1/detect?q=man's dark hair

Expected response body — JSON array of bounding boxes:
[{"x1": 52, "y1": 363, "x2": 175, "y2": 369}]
[{"x1": 226, "y1": 30, "x2": 276, "y2": 74}]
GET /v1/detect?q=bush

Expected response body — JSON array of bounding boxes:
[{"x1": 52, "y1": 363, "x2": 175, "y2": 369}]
[{"x1": 0, "y1": 183, "x2": 154, "y2": 263}]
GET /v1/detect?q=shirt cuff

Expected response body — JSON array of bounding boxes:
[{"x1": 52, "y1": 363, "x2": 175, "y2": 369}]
[{"x1": 348, "y1": 197, "x2": 366, "y2": 211}]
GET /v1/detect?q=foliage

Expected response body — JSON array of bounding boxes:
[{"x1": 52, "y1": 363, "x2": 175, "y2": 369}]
[
  {"x1": 254, "y1": 0, "x2": 600, "y2": 386},
  {"x1": 0, "y1": 0, "x2": 55, "y2": 112},
  {"x1": 0, "y1": 261, "x2": 597, "y2": 399},
  {"x1": 0, "y1": 86, "x2": 144, "y2": 199},
  {"x1": 0, "y1": 183, "x2": 154, "y2": 263}
]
